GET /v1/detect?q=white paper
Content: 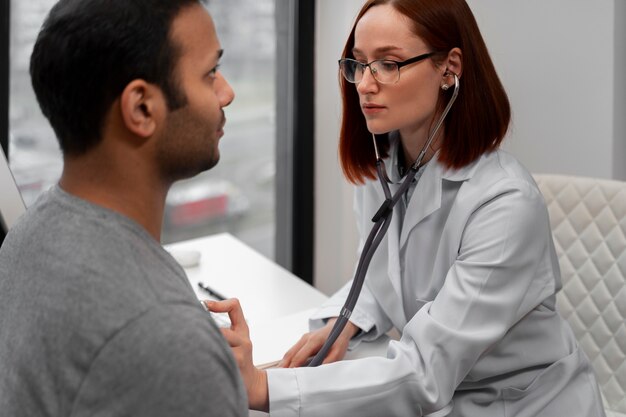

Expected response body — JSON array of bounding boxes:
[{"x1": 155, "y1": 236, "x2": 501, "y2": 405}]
[{"x1": 249, "y1": 308, "x2": 314, "y2": 368}]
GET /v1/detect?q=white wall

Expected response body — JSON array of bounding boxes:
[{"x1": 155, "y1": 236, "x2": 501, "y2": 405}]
[
  {"x1": 314, "y1": 0, "x2": 363, "y2": 295},
  {"x1": 314, "y1": 1, "x2": 626, "y2": 295},
  {"x1": 615, "y1": 0, "x2": 626, "y2": 180},
  {"x1": 466, "y1": 0, "x2": 624, "y2": 179}
]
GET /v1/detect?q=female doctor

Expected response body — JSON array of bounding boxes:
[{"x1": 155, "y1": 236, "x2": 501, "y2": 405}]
[{"x1": 210, "y1": 0, "x2": 606, "y2": 415}]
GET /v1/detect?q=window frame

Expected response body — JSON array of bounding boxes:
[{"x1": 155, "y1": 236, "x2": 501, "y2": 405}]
[
  {"x1": 1, "y1": 0, "x2": 10, "y2": 245},
  {"x1": 1, "y1": 0, "x2": 9, "y2": 157},
  {"x1": 275, "y1": 0, "x2": 315, "y2": 284}
]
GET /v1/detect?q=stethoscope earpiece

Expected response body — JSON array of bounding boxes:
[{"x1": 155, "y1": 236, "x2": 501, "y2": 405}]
[{"x1": 441, "y1": 70, "x2": 458, "y2": 91}]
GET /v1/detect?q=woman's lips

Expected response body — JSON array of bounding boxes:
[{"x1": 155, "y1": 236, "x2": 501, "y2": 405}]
[{"x1": 362, "y1": 103, "x2": 386, "y2": 115}]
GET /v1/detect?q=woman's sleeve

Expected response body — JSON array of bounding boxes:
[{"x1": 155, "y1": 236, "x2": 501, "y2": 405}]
[{"x1": 267, "y1": 179, "x2": 556, "y2": 417}]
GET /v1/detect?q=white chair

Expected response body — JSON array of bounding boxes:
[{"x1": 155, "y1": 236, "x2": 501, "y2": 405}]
[{"x1": 534, "y1": 174, "x2": 626, "y2": 417}]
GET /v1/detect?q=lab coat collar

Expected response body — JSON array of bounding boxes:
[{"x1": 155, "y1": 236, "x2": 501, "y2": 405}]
[
  {"x1": 399, "y1": 145, "x2": 481, "y2": 246},
  {"x1": 382, "y1": 131, "x2": 480, "y2": 185}
]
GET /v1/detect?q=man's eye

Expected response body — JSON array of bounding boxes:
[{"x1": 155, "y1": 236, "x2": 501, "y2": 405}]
[{"x1": 207, "y1": 64, "x2": 220, "y2": 79}]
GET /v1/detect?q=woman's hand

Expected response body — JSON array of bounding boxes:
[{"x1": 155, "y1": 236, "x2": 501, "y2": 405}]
[
  {"x1": 278, "y1": 317, "x2": 360, "y2": 368},
  {"x1": 204, "y1": 298, "x2": 269, "y2": 412}
]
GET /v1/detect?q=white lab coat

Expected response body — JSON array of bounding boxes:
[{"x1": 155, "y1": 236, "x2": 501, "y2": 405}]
[{"x1": 266, "y1": 139, "x2": 605, "y2": 417}]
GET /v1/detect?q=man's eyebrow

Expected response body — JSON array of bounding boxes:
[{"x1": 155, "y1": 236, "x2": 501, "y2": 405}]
[{"x1": 217, "y1": 49, "x2": 224, "y2": 60}]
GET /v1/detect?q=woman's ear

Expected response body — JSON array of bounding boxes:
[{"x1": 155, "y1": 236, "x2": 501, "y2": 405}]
[
  {"x1": 119, "y1": 80, "x2": 164, "y2": 139},
  {"x1": 443, "y1": 47, "x2": 463, "y2": 79}
]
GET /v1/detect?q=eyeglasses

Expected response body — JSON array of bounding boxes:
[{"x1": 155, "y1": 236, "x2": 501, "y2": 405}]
[{"x1": 338, "y1": 52, "x2": 438, "y2": 84}]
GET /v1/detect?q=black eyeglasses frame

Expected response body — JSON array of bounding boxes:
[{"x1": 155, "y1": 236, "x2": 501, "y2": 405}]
[{"x1": 338, "y1": 51, "x2": 442, "y2": 84}]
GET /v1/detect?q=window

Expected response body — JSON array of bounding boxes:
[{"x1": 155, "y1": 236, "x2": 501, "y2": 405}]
[{"x1": 6, "y1": 0, "x2": 277, "y2": 259}]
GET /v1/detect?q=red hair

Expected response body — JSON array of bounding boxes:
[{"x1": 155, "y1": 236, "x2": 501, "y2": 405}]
[{"x1": 339, "y1": 0, "x2": 510, "y2": 184}]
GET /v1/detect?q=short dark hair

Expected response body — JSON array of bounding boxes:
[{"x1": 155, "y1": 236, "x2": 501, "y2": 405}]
[
  {"x1": 30, "y1": 0, "x2": 205, "y2": 155},
  {"x1": 339, "y1": 0, "x2": 511, "y2": 184}
]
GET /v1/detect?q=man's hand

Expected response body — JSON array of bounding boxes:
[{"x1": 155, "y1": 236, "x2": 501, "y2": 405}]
[{"x1": 204, "y1": 298, "x2": 269, "y2": 412}]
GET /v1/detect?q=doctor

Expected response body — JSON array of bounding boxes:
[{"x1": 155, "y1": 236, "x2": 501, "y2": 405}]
[{"x1": 211, "y1": 0, "x2": 606, "y2": 415}]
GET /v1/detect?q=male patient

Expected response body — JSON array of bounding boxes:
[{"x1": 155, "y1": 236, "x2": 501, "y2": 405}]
[{"x1": 0, "y1": 0, "x2": 247, "y2": 415}]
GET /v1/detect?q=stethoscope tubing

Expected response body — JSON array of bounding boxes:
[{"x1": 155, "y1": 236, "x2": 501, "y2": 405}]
[
  {"x1": 308, "y1": 74, "x2": 459, "y2": 367},
  {"x1": 308, "y1": 191, "x2": 393, "y2": 366}
]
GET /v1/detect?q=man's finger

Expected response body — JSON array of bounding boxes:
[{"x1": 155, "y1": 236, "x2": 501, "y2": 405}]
[{"x1": 205, "y1": 298, "x2": 247, "y2": 332}]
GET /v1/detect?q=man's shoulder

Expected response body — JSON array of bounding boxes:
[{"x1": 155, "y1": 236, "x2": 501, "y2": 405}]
[
  {"x1": 0, "y1": 185, "x2": 195, "y2": 366},
  {"x1": 2, "y1": 185, "x2": 178, "y2": 284}
]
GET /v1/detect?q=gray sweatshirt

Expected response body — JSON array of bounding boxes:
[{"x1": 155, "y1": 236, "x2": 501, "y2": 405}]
[{"x1": 0, "y1": 185, "x2": 247, "y2": 416}]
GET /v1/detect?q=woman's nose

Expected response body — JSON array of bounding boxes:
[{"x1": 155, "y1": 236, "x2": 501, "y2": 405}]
[{"x1": 356, "y1": 66, "x2": 379, "y2": 95}]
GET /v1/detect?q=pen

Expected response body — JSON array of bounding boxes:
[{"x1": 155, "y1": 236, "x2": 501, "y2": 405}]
[{"x1": 197, "y1": 281, "x2": 227, "y2": 301}]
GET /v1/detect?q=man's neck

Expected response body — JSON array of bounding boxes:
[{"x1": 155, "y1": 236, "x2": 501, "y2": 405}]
[{"x1": 59, "y1": 157, "x2": 169, "y2": 242}]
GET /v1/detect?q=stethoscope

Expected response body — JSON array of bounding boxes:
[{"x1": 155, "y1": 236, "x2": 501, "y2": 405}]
[{"x1": 308, "y1": 73, "x2": 460, "y2": 367}]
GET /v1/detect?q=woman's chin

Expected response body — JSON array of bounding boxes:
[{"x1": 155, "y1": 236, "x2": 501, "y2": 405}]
[{"x1": 365, "y1": 122, "x2": 392, "y2": 135}]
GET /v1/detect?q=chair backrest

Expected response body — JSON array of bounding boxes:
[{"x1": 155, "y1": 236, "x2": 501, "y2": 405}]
[{"x1": 534, "y1": 174, "x2": 626, "y2": 415}]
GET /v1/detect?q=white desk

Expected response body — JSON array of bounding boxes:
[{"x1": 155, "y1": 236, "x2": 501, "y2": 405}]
[{"x1": 166, "y1": 233, "x2": 328, "y2": 324}]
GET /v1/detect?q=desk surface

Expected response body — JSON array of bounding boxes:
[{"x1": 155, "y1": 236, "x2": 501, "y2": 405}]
[
  {"x1": 165, "y1": 233, "x2": 328, "y2": 325},
  {"x1": 166, "y1": 233, "x2": 389, "y2": 365}
]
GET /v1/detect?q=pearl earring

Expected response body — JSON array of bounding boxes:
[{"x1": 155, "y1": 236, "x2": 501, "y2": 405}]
[{"x1": 441, "y1": 83, "x2": 450, "y2": 91}]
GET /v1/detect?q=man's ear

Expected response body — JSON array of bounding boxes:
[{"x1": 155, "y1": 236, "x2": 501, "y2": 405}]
[{"x1": 119, "y1": 80, "x2": 165, "y2": 138}]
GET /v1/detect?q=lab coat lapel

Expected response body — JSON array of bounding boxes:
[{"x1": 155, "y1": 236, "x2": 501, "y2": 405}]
[
  {"x1": 398, "y1": 162, "x2": 443, "y2": 249},
  {"x1": 398, "y1": 157, "x2": 480, "y2": 248},
  {"x1": 375, "y1": 140, "x2": 483, "y2": 316}
]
